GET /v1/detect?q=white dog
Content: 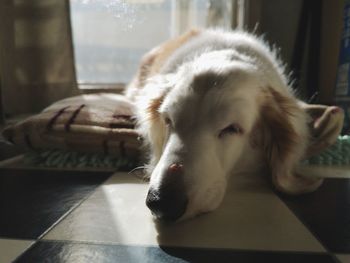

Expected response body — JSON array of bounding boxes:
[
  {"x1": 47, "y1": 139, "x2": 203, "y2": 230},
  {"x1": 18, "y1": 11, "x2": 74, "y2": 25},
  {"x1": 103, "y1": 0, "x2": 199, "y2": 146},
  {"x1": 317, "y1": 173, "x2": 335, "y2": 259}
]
[{"x1": 126, "y1": 29, "x2": 343, "y2": 221}]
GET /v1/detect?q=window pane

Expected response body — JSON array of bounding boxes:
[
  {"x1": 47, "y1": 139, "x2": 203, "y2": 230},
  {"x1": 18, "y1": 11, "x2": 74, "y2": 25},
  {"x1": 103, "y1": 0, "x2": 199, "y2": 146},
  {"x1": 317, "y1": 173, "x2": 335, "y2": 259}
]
[
  {"x1": 70, "y1": 0, "x2": 172, "y2": 84},
  {"x1": 70, "y1": 0, "x2": 234, "y2": 85}
]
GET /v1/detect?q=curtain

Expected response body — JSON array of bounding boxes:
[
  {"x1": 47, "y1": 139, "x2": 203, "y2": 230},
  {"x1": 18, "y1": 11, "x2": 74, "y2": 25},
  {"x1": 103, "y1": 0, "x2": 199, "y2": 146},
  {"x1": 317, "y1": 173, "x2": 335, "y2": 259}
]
[
  {"x1": 0, "y1": 76, "x2": 4, "y2": 125},
  {"x1": 0, "y1": 0, "x2": 80, "y2": 117}
]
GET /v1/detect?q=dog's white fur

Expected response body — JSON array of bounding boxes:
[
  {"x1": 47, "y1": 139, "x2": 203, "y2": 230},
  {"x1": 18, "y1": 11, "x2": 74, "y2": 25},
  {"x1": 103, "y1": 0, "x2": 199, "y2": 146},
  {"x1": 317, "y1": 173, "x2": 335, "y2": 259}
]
[{"x1": 126, "y1": 29, "x2": 323, "y2": 220}]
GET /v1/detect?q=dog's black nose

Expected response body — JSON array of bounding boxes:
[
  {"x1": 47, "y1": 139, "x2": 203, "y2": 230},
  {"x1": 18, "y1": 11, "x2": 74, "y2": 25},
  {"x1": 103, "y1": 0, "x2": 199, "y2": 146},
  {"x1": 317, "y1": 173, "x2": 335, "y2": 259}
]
[
  {"x1": 146, "y1": 187, "x2": 188, "y2": 221},
  {"x1": 146, "y1": 163, "x2": 187, "y2": 221}
]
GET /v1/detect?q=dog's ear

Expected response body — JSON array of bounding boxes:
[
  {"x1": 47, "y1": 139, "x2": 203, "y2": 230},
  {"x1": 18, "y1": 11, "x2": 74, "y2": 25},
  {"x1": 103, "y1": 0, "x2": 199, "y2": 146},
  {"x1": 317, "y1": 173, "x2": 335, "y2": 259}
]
[
  {"x1": 142, "y1": 92, "x2": 168, "y2": 169},
  {"x1": 259, "y1": 87, "x2": 323, "y2": 194},
  {"x1": 136, "y1": 74, "x2": 175, "y2": 173},
  {"x1": 300, "y1": 103, "x2": 344, "y2": 157}
]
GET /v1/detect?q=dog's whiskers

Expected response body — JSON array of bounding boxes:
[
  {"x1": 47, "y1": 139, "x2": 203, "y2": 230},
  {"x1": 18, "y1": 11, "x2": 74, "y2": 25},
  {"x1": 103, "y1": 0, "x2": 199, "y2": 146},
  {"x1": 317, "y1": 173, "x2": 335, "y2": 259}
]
[
  {"x1": 128, "y1": 165, "x2": 150, "y2": 181},
  {"x1": 128, "y1": 166, "x2": 146, "y2": 174}
]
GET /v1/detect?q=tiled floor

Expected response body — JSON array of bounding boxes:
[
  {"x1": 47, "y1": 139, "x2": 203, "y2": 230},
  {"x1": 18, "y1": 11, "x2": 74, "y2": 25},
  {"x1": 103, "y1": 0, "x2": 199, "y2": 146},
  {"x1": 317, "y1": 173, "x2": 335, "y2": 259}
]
[{"x1": 0, "y1": 162, "x2": 350, "y2": 262}]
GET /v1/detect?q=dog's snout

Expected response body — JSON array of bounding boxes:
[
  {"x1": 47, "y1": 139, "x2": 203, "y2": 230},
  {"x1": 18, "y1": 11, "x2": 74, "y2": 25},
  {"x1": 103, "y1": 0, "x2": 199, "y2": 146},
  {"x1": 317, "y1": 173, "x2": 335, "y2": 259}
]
[
  {"x1": 146, "y1": 163, "x2": 187, "y2": 221},
  {"x1": 146, "y1": 187, "x2": 188, "y2": 222}
]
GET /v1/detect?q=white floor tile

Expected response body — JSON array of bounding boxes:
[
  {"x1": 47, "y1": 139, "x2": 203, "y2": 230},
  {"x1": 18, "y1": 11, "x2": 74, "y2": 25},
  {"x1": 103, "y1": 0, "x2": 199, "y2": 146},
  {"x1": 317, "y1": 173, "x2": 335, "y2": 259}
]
[
  {"x1": 0, "y1": 238, "x2": 34, "y2": 263},
  {"x1": 337, "y1": 254, "x2": 350, "y2": 263}
]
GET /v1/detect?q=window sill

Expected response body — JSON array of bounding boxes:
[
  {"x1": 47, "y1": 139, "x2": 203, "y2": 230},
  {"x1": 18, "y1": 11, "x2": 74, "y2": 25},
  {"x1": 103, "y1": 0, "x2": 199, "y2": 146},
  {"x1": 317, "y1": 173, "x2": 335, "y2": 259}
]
[{"x1": 78, "y1": 83, "x2": 126, "y2": 94}]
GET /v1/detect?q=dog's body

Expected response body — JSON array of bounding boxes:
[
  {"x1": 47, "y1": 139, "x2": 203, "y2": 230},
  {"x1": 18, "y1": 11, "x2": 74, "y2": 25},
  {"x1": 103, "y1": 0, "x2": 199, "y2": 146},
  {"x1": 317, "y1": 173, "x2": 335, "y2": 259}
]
[{"x1": 126, "y1": 29, "x2": 343, "y2": 221}]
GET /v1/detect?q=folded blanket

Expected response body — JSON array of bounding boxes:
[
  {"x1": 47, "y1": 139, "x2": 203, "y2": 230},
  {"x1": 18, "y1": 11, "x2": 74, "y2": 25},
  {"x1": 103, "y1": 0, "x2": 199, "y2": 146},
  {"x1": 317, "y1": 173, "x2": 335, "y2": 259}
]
[{"x1": 2, "y1": 93, "x2": 142, "y2": 159}]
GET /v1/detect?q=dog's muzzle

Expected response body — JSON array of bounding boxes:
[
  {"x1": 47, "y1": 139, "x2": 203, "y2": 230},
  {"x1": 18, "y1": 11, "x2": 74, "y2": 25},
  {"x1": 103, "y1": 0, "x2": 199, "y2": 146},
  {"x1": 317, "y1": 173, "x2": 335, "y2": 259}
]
[{"x1": 146, "y1": 163, "x2": 188, "y2": 221}]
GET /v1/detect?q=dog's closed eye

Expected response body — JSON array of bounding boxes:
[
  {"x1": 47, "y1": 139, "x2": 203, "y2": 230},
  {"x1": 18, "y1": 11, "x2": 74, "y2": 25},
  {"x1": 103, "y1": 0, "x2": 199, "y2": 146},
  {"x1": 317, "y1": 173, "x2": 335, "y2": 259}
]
[
  {"x1": 218, "y1": 123, "x2": 243, "y2": 138},
  {"x1": 164, "y1": 117, "x2": 172, "y2": 127}
]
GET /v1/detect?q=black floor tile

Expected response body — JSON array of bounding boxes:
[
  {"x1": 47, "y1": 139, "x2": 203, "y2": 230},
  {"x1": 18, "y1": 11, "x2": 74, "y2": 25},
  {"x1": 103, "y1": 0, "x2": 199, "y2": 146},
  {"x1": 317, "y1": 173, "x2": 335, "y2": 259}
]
[
  {"x1": 279, "y1": 178, "x2": 350, "y2": 253},
  {"x1": 0, "y1": 168, "x2": 111, "y2": 239},
  {"x1": 0, "y1": 140, "x2": 23, "y2": 161},
  {"x1": 15, "y1": 241, "x2": 336, "y2": 263}
]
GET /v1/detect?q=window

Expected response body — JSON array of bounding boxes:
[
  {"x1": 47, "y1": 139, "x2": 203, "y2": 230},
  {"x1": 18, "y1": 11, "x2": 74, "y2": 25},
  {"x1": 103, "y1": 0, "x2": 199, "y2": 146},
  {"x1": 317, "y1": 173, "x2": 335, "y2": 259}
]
[{"x1": 69, "y1": 0, "x2": 245, "y2": 89}]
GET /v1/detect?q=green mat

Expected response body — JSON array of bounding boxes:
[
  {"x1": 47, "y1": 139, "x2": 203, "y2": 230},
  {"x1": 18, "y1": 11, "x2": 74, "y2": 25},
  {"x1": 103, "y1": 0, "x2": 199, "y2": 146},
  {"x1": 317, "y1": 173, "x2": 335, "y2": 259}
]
[
  {"x1": 303, "y1": 135, "x2": 350, "y2": 165},
  {"x1": 23, "y1": 150, "x2": 139, "y2": 170}
]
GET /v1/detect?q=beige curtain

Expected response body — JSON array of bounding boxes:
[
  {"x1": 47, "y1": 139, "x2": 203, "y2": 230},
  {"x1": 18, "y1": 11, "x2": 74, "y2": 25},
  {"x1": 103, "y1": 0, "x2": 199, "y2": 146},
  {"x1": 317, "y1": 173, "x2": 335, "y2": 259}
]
[{"x1": 0, "y1": 0, "x2": 80, "y2": 117}]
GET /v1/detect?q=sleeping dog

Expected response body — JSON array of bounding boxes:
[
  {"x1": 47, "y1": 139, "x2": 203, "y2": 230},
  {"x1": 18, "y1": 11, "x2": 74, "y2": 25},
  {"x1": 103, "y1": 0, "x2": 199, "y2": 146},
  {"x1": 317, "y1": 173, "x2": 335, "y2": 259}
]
[{"x1": 126, "y1": 29, "x2": 344, "y2": 222}]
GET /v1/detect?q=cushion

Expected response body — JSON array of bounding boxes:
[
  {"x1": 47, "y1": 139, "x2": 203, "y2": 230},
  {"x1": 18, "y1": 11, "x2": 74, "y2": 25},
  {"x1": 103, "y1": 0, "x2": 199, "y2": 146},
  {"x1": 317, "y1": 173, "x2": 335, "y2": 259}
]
[{"x1": 2, "y1": 93, "x2": 142, "y2": 159}]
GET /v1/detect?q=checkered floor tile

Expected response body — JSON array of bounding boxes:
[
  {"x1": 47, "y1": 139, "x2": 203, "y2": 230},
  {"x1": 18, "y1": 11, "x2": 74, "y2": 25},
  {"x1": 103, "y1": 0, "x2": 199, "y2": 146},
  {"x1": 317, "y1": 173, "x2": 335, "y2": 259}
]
[{"x1": 0, "y1": 162, "x2": 349, "y2": 262}]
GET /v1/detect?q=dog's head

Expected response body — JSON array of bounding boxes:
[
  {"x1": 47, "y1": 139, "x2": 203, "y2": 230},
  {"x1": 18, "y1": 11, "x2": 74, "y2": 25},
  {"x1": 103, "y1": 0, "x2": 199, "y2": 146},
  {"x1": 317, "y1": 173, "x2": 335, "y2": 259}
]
[{"x1": 139, "y1": 49, "x2": 306, "y2": 221}]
